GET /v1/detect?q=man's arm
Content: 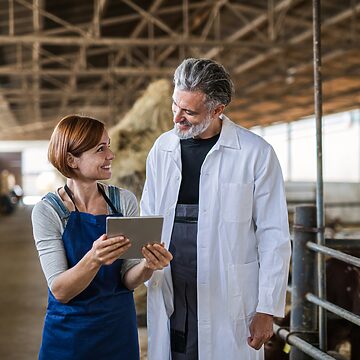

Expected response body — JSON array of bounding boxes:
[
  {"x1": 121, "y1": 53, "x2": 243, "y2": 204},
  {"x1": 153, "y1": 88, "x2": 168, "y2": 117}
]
[
  {"x1": 249, "y1": 145, "x2": 291, "y2": 349},
  {"x1": 253, "y1": 144, "x2": 291, "y2": 317}
]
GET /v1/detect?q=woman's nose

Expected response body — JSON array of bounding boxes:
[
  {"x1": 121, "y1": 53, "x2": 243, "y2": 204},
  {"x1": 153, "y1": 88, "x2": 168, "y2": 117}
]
[{"x1": 107, "y1": 148, "x2": 115, "y2": 159}]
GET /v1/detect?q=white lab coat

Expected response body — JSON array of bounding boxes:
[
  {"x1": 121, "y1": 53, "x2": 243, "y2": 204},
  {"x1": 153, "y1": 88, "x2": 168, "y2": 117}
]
[{"x1": 140, "y1": 115, "x2": 291, "y2": 360}]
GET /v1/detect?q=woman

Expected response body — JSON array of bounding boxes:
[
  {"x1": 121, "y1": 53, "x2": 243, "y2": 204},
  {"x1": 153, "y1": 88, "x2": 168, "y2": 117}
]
[{"x1": 32, "y1": 115, "x2": 172, "y2": 360}]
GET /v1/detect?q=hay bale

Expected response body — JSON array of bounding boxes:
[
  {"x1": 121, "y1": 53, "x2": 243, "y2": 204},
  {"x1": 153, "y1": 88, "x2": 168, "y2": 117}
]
[
  {"x1": 109, "y1": 79, "x2": 173, "y2": 197},
  {"x1": 108, "y1": 79, "x2": 173, "y2": 319}
]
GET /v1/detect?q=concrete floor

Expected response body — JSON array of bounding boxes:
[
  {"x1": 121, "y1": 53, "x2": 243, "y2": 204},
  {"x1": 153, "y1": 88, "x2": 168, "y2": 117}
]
[
  {"x1": 0, "y1": 205, "x2": 148, "y2": 359},
  {"x1": 1, "y1": 205, "x2": 354, "y2": 359},
  {"x1": 0, "y1": 205, "x2": 46, "y2": 359}
]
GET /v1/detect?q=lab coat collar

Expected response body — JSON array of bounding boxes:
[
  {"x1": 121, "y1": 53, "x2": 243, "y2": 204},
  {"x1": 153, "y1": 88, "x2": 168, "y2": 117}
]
[
  {"x1": 217, "y1": 114, "x2": 241, "y2": 150},
  {"x1": 159, "y1": 113, "x2": 241, "y2": 152},
  {"x1": 159, "y1": 129, "x2": 180, "y2": 152}
]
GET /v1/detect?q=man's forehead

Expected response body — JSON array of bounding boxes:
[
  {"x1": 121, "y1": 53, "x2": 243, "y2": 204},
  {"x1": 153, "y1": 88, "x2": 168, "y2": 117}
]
[{"x1": 172, "y1": 89, "x2": 207, "y2": 109}]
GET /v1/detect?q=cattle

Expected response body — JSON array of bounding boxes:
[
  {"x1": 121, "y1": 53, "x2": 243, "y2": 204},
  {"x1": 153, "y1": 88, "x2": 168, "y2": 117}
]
[{"x1": 265, "y1": 258, "x2": 360, "y2": 360}]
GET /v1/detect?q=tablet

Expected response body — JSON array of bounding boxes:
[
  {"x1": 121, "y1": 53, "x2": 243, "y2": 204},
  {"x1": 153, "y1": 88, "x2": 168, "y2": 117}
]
[{"x1": 106, "y1": 216, "x2": 164, "y2": 259}]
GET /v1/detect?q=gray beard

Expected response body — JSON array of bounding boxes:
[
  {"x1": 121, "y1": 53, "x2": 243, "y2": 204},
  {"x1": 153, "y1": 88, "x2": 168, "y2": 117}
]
[{"x1": 174, "y1": 115, "x2": 213, "y2": 139}]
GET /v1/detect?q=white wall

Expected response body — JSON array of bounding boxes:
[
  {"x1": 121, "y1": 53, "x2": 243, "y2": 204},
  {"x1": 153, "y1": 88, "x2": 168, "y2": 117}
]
[
  {"x1": 285, "y1": 181, "x2": 360, "y2": 225},
  {"x1": 252, "y1": 109, "x2": 360, "y2": 183}
]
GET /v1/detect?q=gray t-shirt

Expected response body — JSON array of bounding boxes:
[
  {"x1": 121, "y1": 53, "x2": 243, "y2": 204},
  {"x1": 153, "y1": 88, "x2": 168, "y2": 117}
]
[{"x1": 32, "y1": 184, "x2": 141, "y2": 290}]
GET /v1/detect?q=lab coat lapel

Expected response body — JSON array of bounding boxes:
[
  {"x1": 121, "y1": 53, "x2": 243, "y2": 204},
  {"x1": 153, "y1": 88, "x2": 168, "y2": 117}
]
[{"x1": 159, "y1": 129, "x2": 182, "y2": 173}]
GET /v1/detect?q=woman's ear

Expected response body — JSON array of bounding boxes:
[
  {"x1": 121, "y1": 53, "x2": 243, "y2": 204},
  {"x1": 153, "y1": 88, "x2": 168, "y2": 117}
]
[{"x1": 66, "y1": 153, "x2": 78, "y2": 169}]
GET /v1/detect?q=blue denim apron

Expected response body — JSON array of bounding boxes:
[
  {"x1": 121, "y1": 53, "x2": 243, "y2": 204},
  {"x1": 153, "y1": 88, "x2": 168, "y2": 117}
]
[{"x1": 39, "y1": 185, "x2": 139, "y2": 360}]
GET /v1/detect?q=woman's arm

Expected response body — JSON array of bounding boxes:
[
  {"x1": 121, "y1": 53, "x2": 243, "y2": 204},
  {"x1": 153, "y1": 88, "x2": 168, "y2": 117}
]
[
  {"x1": 123, "y1": 243, "x2": 172, "y2": 290},
  {"x1": 32, "y1": 200, "x2": 131, "y2": 303},
  {"x1": 117, "y1": 187, "x2": 172, "y2": 290},
  {"x1": 122, "y1": 259, "x2": 155, "y2": 290},
  {"x1": 51, "y1": 234, "x2": 130, "y2": 303}
]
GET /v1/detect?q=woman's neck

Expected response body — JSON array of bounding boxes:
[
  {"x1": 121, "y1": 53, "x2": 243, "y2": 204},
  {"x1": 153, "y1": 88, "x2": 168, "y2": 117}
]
[{"x1": 65, "y1": 180, "x2": 105, "y2": 213}]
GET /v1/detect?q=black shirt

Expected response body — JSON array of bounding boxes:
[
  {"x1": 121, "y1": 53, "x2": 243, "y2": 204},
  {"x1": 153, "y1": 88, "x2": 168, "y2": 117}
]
[{"x1": 177, "y1": 133, "x2": 220, "y2": 204}]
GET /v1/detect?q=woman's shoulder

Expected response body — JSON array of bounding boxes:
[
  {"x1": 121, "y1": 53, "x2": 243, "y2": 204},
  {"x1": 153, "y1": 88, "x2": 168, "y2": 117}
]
[
  {"x1": 100, "y1": 183, "x2": 138, "y2": 216},
  {"x1": 32, "y1": 190, "x2": 68, "y2": 218},
  {"x1": 33, "y1": 192, "x2": 57, "y2": 213},
  {"x1": 119, "y1": 188, "x2": 137, "y2": 202},
  {"x1": 32, "y1": 192, "x2": 65, "y2": 224},
  {"x1": 101, "y1": 183, "x2": 136, "y2": 200}
]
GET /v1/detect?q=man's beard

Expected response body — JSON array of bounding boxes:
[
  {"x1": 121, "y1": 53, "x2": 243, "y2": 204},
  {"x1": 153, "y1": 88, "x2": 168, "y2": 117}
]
[{"x1": 174, "y1": 114, "x2": 213, "y2": 139}]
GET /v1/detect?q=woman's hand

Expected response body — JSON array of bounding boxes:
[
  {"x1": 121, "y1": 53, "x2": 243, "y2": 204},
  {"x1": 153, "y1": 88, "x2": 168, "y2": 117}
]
[
  {"x1": 141, "y1": 242, "x2": 173, "y2": 271},
  {"x1": 51, "y1": 235, "x2": 131, "y2": 303},
  {"x1": 122, "y1": 243, "x2": 172, "y2": 289},
  {"x1": 91, "y1": 234, "x2": 131, "y2": 266}
]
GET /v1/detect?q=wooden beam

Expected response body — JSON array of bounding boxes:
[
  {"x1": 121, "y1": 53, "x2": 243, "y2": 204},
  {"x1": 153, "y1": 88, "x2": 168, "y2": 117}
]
[
  {"x1": 32, "y1": 0, "x2": 42, "y2": 122},
  {"x1": 0, "y1": 34, "x2": 276, "y2": 48},
  {"x1": 203, "y1": 0, "x2": 305, "y2": 59},
  {"x1": 16, "y1": 0, "x2": 89, "y2": 36},
  {"x1": 0, "y1": 66, "x2": 174, "y2": 76},
  {"x1": 234, "y1": 3, "x2": 360, "y2": 74}
]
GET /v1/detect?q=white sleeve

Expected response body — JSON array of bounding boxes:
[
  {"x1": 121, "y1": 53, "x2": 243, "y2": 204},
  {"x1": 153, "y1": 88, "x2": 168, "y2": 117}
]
[
  {"x1": 120, "y1": 188, "x2": 139, "y2": 217},
  {"x1": 139, "y1": 145, "x2": 160, "y2": 288},
  {"x1": 253, "y1": 145, "x2": 291, "y2": 317},
  {"x1": 140, "y1": 145, "x2": 157, "y2": 216},
  {"x1": 119, "y1": 188, "x2": 142, "y2": 277}
]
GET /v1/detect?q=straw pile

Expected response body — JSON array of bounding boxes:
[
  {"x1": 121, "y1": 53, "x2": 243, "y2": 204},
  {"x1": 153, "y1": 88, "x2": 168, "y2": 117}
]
[
  {"x1": 108, "y1": 79, "x2": 173, "y2": 324},
  {"x1": 109, "y1": 79, "x2": 173, "y2": 198}
]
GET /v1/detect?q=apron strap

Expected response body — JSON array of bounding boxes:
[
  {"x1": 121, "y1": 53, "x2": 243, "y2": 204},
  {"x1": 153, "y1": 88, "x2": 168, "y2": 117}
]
[
  {"x1": 63, "y1": 183, "x2": 120, "y2": 215},
  {"x1": 97, "y1": 184, "x2": 119, "y2": 214},
  {"x1": 64, "y1": 184, "x2": 79, "y2": 212},
  {"x1": 107, "y1": 185, "x2": 123, "y2": 216},
  {"x1": 42, "y1": 192, "x2": 70, "y2": 220}
]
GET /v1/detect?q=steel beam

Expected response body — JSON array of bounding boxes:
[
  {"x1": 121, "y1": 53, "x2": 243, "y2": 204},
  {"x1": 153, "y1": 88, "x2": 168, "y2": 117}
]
[
  {"x1": 312, "y1": 0, "x2": 326, "y2": 350},
  {"x1": 290, "y1": 205, "x2": 318, "y2": 360}
]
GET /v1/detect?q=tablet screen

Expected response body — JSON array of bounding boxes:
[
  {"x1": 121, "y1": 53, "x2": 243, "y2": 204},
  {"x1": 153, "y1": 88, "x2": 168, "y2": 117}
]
[{"x1": 106, "y1": 216, "x2": 164, "y2": 259}]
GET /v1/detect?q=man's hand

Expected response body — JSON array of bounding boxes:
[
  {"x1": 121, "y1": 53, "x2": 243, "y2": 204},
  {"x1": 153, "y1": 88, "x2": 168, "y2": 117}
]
[{"x1": 247, "y1": 312, "x2": 274, "y2": 350}]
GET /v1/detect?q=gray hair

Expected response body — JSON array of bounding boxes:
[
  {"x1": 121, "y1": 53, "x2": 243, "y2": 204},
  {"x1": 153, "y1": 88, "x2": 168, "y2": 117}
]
[{"x1": 173, "y1": 58, "x2": 234, "y2": 110}]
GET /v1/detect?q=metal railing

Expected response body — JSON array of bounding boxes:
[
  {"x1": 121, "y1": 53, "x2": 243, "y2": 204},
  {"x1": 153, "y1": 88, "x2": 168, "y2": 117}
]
[{"x1": 282, "y1": 205, "x2": 360, "y2": 360}]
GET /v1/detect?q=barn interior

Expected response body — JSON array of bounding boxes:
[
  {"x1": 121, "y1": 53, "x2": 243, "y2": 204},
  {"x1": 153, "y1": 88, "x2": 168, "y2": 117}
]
[{"x1": 0, "y1": 1, "x2": 359, "y2": 359}]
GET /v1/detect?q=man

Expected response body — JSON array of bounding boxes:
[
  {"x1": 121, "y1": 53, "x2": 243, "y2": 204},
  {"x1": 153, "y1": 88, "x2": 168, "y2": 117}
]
[{"x1": 140, "y1": 58, "x2": 291, "y2": 360}]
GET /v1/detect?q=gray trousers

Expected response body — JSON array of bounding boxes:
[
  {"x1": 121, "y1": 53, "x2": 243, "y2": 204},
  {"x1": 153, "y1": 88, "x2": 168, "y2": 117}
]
[{"x1": 169, "y1": 204, "x2": 199, "y2": 360}]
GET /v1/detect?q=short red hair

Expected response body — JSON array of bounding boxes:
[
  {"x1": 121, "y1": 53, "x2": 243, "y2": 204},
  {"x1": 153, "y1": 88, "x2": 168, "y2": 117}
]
[{"x1": 48, "y1": 115, "x2": 105, "y2": 178}]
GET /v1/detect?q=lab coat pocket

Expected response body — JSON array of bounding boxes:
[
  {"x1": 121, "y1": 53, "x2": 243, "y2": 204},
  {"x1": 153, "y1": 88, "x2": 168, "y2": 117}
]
[
  {"x1": 227, "y1": 261, "x2": 259, "y2": 320},
  {"x1": 221, "y1": 182, "x2": 254, "y2": 223}
]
